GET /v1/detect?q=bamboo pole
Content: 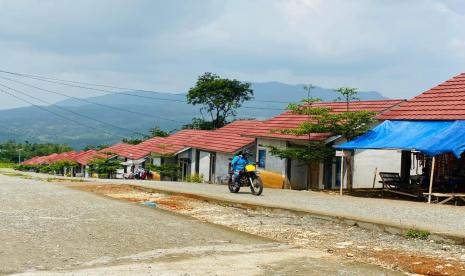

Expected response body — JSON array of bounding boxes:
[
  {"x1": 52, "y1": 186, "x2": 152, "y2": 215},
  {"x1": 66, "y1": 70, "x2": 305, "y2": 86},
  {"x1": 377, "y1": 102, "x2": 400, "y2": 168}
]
[
  {"x1": 340, "y1": 153, "x2": 344, "y2": 196},
  {"x1": 428, "y1": 156, "x2": 436, "y2": 204}
]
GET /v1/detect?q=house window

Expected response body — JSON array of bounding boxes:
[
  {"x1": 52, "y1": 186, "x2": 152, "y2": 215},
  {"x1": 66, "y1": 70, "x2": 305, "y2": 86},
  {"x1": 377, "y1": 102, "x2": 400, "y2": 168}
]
[{"x1": 258, "y1": 149, "x2": 266, "y2": 169}]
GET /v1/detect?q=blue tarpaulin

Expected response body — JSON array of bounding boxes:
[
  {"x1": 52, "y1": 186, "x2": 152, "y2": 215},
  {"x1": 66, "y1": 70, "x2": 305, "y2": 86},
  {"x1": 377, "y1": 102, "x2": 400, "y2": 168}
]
[{"x1": 336, "y1": 120, "x2": 465, "y2": 158}]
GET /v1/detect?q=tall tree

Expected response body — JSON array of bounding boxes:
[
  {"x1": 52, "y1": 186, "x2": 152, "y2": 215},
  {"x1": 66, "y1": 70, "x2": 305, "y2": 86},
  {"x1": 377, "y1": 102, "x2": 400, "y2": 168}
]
[
  {"x1": 268, "y1": 87, "x2": 376, "y2": 190},
  {"x1": 122, "y1": 126, "x2": 170, "y2": 144},
  {"x1": 187, "y1": 72, "x2": 254, "y2": 129},
  {"x1": 335, "y1": 87, "x2": 359, "y2": 111}
]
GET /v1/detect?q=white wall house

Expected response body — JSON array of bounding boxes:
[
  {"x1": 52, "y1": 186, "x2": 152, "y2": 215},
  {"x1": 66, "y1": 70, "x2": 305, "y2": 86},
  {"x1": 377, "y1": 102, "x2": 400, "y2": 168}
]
[
  {"x1": 246, "y1": 100, "x2": 406, "y2": 190},
  {"x1": 256, "y1": 137, "x2": 407, "y2": 190},
  {"x1": 189, "y1": 146, "x2": 256, "y2": 184},
  {"x1": 185, "y1": 120, "x2": 262, "y2": 184}
]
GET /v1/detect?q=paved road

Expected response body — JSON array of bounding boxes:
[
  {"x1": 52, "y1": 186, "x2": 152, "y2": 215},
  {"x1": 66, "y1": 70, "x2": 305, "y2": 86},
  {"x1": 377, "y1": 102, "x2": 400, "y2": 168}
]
[
  {"x1": 32, "y1": 174, "x2": 462, "y2": 241},
  {"x1": 17, "y1": 169, "x2": 464, "y2": 240},
  {"x1": 0, "y1": 174, "x2": 398, "y2": 275}
]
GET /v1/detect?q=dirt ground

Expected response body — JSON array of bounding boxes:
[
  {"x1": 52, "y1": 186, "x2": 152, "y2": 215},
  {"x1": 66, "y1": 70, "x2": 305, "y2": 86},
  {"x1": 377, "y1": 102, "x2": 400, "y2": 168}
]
[
  {"x1": 71, "y1": 183, "x2": 465, "y2": 276},
  {"x1": 1, "y1": 175, "x2": 400, "y2": 276}
]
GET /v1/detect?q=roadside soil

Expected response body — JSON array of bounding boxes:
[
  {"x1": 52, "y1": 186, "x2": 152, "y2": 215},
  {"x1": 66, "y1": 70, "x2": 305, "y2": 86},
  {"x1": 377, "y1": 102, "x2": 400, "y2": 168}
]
[
  {"x1": 0, "y1": 173, "x2": 400, "y2": 276},
  {"x1": 69, "y1": 183, "x2": 465, "y2": 276}
]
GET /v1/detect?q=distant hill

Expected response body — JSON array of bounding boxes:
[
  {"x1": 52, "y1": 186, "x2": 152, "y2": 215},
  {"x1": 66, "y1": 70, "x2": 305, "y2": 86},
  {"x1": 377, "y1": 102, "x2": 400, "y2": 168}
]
[{"x1": 0, "y1": 82, "x2": 387, "y2": 149}]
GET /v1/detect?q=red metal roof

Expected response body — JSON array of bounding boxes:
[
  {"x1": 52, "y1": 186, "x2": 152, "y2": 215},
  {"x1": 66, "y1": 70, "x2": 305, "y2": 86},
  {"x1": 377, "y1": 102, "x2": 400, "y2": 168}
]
[
  {"x1": 137, "y1": 129, "x2": 210, "y2": 155},
  {"x1": 99, "y1": 143, "x2": 149, "y2": 160},
  {"x1": 73, "y1": 150, "x2": 108, "y2": 165},
  {"x1": 22, "y1": 151, "x2": 79, "y2": 165},
  {"x1": 378, "y1": 73, "x2": 465, "y2": 120},
  {"x1": 185, "y1": 120, "x2": 262, "y2": 154},
  {"x1": 247, "y1": 100, "x2": 404, "y2": 141}
]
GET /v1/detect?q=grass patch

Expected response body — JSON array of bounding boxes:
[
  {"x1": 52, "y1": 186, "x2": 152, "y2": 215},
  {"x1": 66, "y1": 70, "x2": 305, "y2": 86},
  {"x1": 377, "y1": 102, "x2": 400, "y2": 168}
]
[
  {"x1": 1, "y1": 172, "x2": 26, "y2": 177},
  {"x1": 0, "y1": 163, "x2": 16, "y2": 168},
  {"x1": 185, "y1": 173, "x2": 204, "y2": 183},
  {"x1": 45, "y1": 177, "x2": 86, "y2": 183},
  {"x1": 405, "y1": 228, "x2": 430, "y2": 240}
]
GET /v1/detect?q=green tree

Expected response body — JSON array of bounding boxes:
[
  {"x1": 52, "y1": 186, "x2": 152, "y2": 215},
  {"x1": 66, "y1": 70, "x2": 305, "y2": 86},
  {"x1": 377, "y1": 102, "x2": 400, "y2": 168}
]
[
  {"x1": 187, "y1": 72, "x2": 254, "y2": 129},
  {"x1": 268, "y1": 87, "x2": 376, "y2": 190},
  {"x1": 87, "y1": 158, "x2": 122, "y2": 178},
  {"x1": 147, "y1": 163, "x2": 180, "y2": 180},
  {"x1": 0, "y1": 141, "x2": 72, "y2": 163},
  {"x1": 335, "y1": 87, "x2": 360, "y2": 111},
  {"x1": 145, "y1": 126, "x2": 170, "y2": 138},
  {"x1": 83, "y1": 144, "x2": 110, "y2": 151},
  {"x1": 48, "y1": 160, "x2": 79, "y2": 175},
  {"x1": 182, "y1": 118, "x2": 217, "y2": 130},
  {"x1": 122, "y1": 126, "x2": 171, "y2": 144}
]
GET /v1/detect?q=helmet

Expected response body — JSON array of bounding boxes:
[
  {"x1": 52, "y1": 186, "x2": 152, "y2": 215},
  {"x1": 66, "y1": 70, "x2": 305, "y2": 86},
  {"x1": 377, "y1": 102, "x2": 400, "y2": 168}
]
[{"x1": 242, "y1": 149, "x2": 252, "y2": 157}]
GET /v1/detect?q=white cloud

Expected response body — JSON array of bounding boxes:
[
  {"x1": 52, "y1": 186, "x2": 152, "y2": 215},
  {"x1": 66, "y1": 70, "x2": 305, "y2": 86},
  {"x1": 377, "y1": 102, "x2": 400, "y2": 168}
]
[{"x1": 0, "y1": 0, "x2": 465, "y2": 109}]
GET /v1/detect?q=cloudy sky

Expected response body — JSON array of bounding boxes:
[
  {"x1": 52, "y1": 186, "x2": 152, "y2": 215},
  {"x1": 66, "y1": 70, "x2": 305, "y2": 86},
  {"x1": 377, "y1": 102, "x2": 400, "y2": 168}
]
[{"x1": 0, "y1": 0, "x2": 465, "y2": 109}]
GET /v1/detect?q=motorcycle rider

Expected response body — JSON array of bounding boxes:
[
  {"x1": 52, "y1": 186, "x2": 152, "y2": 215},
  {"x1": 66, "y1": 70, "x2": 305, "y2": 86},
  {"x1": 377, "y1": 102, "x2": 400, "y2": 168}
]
[{"x1": 231, "y1": 149, "x2": 252, "y2": 187}]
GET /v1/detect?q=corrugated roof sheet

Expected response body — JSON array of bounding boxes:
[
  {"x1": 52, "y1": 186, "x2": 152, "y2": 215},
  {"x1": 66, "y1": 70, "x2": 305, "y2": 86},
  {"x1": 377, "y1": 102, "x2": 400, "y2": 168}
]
[
  {"x1": 99, "y1": 143, "x2": 150, "y2": 160},
  {"x1": 137, "y1": 129, "x2": 210, "y2": 155},
  {"x1": 378, "y1": 73, "x2": 465, "y2": 120},
  {"x1": 73, "y1": 150, "x2": 108, "y2": 165},
  {"x1": 185, "y1": 120, "x2": 262, "y2": 154},
  {"x1": 247, "y1": 100, "x2": 404, "y2": 141}
]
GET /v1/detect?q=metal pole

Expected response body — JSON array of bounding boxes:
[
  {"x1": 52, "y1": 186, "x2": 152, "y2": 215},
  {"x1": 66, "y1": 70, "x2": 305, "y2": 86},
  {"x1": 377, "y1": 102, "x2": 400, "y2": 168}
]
[
  {"x1": 340, "y1": 153, "x2": 344, "y2": 196},
  {"x1": 428, "y1": 156, "x2": 436, "y2": 204},
  {"x1": 17, "y1": 149, "x2": 22, "y2": 164}
]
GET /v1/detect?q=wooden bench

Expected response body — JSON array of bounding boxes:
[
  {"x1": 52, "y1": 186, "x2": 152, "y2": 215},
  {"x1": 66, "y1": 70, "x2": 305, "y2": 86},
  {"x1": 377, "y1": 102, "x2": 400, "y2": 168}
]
[{"x1": 379, "y1": 172, "x2": 424, "y2": 198}]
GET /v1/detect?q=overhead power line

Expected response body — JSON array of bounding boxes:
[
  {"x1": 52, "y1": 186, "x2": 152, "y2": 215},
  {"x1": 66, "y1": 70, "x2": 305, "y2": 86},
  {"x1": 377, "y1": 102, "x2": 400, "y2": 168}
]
[
  {"x1": 0, "y1": 83, "x2": 146, "y2": 137},
  {"x1": 0, "y1": 69, "x2": 288, "y2": 109},
  {"x1": 0, "y1": 87, "x2": 128, "y2": 139},
  {"x1": 0, "y1": 76, "x2": 187, "y2": 124}
]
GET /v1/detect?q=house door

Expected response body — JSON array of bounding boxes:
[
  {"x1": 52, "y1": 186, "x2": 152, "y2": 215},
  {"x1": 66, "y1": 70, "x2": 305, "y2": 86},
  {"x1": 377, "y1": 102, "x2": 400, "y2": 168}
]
[
  {"x1": 308, "y1": 162, "x2": 320, "y2": 190},
  {"x1": 179, "y1": 158, "x2": 190, "y2": 181},
  {"x1": 209, "y1": 153, "x2": 216, "y2": 183},
  {"x1": 323, "y1": 160, "x2": 333, "y2": 189}
]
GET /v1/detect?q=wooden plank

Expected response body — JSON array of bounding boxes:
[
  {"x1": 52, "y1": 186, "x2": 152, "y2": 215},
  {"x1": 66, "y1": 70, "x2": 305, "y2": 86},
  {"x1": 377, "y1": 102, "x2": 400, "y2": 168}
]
[
  {"x1": 439, "y1": 196, "x2": 455, "y2": 204},
  {"x1": 423, "y1": 192, "x2": 465, "y2": 197},
  {"x1": 384, "y1": 189, "x2": 419, "y2": 198},
  {"x1": 372, "y1": 167, "x2": 378, "y2": 189}
]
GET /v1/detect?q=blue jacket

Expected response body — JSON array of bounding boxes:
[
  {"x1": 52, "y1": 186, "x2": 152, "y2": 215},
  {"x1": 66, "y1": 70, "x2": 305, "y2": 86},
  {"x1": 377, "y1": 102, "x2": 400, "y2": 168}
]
[{"x1": 231, "y1": 155, "x2": 249, "y2": 171}]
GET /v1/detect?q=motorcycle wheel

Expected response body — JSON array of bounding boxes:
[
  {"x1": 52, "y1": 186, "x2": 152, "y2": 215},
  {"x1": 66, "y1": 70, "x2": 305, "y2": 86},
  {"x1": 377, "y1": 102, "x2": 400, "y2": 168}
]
[
  {"x1": 250, "y1": 177, "x2": 263, "y2": 196},
  {"x1": 228, "y1": 179, "x2": 240, "y2": 193}
]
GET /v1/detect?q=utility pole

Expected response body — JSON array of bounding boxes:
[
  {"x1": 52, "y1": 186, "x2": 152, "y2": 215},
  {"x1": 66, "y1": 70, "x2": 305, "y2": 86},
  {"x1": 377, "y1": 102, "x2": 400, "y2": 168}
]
[
  {"x1": 303, "y1": 84, "x2": 315, "y2": 191},
  {"x1": 17, "y1": 148, "x2": 23, "y2": 164}
]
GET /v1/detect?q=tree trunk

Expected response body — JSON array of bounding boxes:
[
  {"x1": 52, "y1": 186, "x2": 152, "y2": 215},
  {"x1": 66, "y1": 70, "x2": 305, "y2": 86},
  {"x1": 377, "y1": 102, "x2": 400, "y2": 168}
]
[{"x1": 346, "y1": 152, "x2": 353, "y2": 191}]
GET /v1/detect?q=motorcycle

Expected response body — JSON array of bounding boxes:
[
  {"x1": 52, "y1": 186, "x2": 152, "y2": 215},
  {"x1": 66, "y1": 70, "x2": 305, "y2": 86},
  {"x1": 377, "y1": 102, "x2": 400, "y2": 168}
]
[{"x1": 228, "y1": 164, "x2": 263, "y2": 196}]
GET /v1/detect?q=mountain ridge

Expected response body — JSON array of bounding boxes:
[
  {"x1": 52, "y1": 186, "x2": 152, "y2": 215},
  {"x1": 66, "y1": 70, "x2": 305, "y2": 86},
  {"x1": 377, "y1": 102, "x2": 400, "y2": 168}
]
[{"x1": 0, "y1": 81, "x2": 388, "y2": 149}]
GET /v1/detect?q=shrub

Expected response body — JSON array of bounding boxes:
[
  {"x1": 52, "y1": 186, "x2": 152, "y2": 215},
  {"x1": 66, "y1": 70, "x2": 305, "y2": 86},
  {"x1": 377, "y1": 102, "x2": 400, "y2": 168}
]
[
  {"x1": 48, "y1": 160, "x2": 79, "y2": 173},
  {"x1": 15, "y1": 164, "x2": 44, "y2": 172},
  {"x1": 185, "y1": 173, "x2": 204, "y2": 183},
  {"x1": 87, "y1": 158, "x2": 121, "y2": 178},
  {"x1": 405, "y1": 228, "x2": 430, "y2": 240},
  {"x1": 148, "y1": 163, "x2": 180, "y2": 180}
]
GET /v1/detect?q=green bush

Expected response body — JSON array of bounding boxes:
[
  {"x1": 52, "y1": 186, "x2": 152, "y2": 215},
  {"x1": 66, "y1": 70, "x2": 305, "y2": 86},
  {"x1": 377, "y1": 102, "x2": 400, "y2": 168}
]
[
  {"x1": 149, "y1": 163, "x2": 180, "y2": 179},
  {"x1": 15, "y1": 164, "x2": 44, "y2": 172},
  {"x1": 405, "y1": 228, "x2": 430, "y2": 240},
  {"x1": 185, "y1": 173, "x2": 204, "y2": 183},
  {"x1": 87, "y1": 158, "x2": 121, "y2": 178}
]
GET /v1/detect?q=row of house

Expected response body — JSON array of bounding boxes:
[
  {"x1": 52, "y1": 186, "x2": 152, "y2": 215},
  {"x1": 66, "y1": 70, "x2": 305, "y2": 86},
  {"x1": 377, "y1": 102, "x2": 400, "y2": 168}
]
[
  {"x1": 23, "y1": 73, "x2": 465, "y2": 191},
  {"x1": 22, "y1": 99, "x2": 408, "y2": 190},
  {"x1": 22, "y1": 149, "x2": 108, "y2": 177}
]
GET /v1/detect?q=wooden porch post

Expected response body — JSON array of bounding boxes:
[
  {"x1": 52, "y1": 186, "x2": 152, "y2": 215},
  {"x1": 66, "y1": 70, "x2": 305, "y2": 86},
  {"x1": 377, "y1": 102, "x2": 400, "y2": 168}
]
[
  {"x1": 339, "y1": 152, "x2": 344, "y2": 196},
  {"x1": 428, "y1": 156, "x2": 436, "y2": 204}
]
